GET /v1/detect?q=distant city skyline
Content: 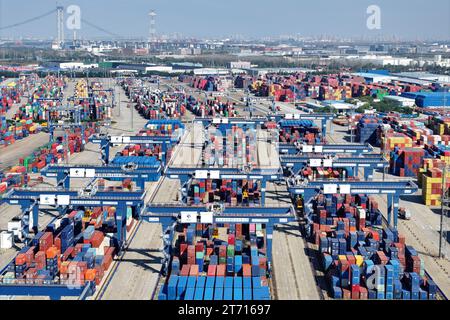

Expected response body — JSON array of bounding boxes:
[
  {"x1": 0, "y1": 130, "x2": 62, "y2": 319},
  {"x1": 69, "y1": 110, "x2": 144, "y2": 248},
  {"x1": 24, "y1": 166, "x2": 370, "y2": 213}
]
[{"x1": 0, "y1": 0, "x2": 449, "y2": 41}]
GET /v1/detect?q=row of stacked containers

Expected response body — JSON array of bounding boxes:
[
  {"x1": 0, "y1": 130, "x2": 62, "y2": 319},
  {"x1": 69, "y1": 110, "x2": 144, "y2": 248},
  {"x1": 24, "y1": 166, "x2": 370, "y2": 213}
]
[
  {"x1": 16, "y1": 123, "x2": 99, "y2": 173},
  {"x1": 188, "y1": 179, "x2": 261, "y2": 206},
  {"x1": 309, "y1": 193, "x2": 437, "y2": 299},
  {"x1": 0, "y1": 75, "x2": 43, "y2": 147},
  {"x1": 13, "y1": 75, "x2": 66, "y2": 125},
  {"x1": 279, "y1": 120, "x2": 321, "y2": 144},
  {"x1": 1, "y1": 207, "x2": 122, "y2": 286},
  {"x1": 205, "y1": 125, "x2": 256, "y2": 167},
  {"x1": 122, "y1": 78, "x2": 186, "y2": 119},
  {"x1": 237, "y1": 71, "x2": 447, "y2": 103},
  {"x1": 113, "y1": 120, "x2": 183, "y2": 163},
  {"x1": 159, "y1": 121, "x2": 272, "y2": 300},
  {"x1": 0, "y1": 76, "x2": 114, "y2": 199},
  {"x1": 186, "y1": 96, "x2": 239, "y2": 117},
  {"x1": 367, "y1": 114, "x2": 450, "y2": 206},
  {"x1": 0, "y1": 166, "x2": 29, "y2": 195},
  {"x1": 178, "y1": 75, "x2": 233, "y2": 92},
  {"x1": 12, "y1": 78, "x2": 112, "y2": 125},
  {"x1": 158, "y1": 223, "x2": 270, "y2": 300}
]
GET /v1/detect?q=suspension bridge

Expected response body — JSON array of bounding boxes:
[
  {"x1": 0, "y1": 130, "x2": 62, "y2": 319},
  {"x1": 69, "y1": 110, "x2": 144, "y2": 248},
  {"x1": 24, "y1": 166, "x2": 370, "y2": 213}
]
[{"x1": 0, "y1": 5, "x2": 124, "y2": 44}]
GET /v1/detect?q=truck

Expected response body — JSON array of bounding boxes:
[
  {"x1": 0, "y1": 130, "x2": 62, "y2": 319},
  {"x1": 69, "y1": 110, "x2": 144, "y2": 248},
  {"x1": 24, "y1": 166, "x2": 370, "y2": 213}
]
[{"x1": 398, "y1": 207, "x2": 411, "y2": 220}]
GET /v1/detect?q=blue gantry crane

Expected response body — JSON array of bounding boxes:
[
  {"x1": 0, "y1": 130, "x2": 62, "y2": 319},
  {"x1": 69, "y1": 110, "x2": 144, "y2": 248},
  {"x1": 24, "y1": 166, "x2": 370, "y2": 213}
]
[
  {"x1": 0, "y1": 187, "x2": 145, "y2": 247},
  {"x1": 165, "y1": 167, "x2": 282, "y2": 206},
  {"x1": 286, "y1": 179, "x2": 418, "y2": 229},
  {"x1": 40, "y1": 162, "x2": 163, "y2": 189},
  {"x1": 0, "y1": 276, "x2": 96, "y2": 300},
  {"x1": 269, "y1": 113, "x2": 335, "y2": 137},
  {"x1": 280, "y1": 154, "x2": 388, "y2": 180},
  {"x1": 142, "y1": 204, "x2": 296, "y2": 275},
  {"x1": 278, "y1": 142, "x2": 374, "y2": 155},
  {"x1": 89, "y1": 134, "x2": 180, "y2": 166}
]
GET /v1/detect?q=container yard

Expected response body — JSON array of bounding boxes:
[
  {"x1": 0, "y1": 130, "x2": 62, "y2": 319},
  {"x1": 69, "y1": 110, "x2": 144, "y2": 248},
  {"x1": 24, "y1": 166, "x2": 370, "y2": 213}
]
[
  {"x1": 0, "y1": 71, "x2": 447, "y2": 302},
  {"x1": 0, "y1": 2, "x2": 448, "y2": 309},
  {"x1": 5, "y1": 33, "x2": 450, "y2": 307}
]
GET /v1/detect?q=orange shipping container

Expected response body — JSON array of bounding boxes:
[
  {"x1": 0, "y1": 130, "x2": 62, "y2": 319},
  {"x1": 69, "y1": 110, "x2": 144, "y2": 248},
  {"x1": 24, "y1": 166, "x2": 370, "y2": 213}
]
[{"x1": 46, "y1": 246, "x2": 59, "y2": 259}]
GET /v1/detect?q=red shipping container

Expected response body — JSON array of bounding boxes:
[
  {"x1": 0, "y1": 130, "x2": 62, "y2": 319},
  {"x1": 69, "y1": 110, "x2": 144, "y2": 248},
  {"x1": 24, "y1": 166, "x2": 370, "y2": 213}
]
[
  {"x1": 62, "y1": 247, "x2": 75, "y2": 261},
  {"x1": 104, "y1": 246, "x2": 116, "y2": 257},
  {"x1": 94, "y1": 265, "x2": 105, "y2": 285},
  {"x1": 15, "y1": 253, "x2": 26, "y2": 265},
  {"x1": 39, "y1": 232, "x2": 53, "y2": 252},
  {"x1": 347, "y1": 255, "x2": 356, "y2": 266},
  {"x1": 351, "y1": 285, "x2": 360, "y2": 299},
  {"x1": 90, "y1": 231, "x2": 105, "y2": 248},
  {"x1": 216, "y1": 265, "x2": 226, "y2": 277},
  {"x1": 207, "y1": 265, "x2": 216, "y2": 277},
  {"x1": 54, "y1": 237, "x2": 61, "y2": 251},
  {"x1": 195, "y1": 243, "x2": 204, "y2": 253},
  {"x1": 25, "y1": 247, "x2": 35, "y2": 267},
  {"x1": 189, "y1": 264, "x2": 199, "y2": 277},
  {"x1": 34, "y1": 251, "x2": 46, "y2": 269},
  {"x1": 228, "y1": 234, "x2": 235, "y2": 245},
  {"x1": 180, "y1": 264, "x2": 190, "y2": 276}
]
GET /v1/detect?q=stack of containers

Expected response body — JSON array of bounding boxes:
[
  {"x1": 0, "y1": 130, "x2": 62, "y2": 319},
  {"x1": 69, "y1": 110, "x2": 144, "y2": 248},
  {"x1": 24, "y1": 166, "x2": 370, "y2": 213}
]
[
  {"x1": 189, "y1": 179, "x2": 261, "y2": 206},
  {"x1": 422, "y1": 167, "x2": 449, "y2": 206},
  {"x1": 418, "y1": 158, "x2": 445, "y2": 186},
  {"x1": 278, "y1": 120, "x2": 320, "y2": 144},
  {"x1": 389, "y1": 147, "x2": 426, "y2": 177},
  {"x1": 312, "y1": 193, "x2": 435, "y2": 300},
  {"x1": 381, "y1": 133, "x2": 413, "y2": 157},
  {"x1": 158, "y1": 223, "x2": 271, "y2": 300},
  {"x1": 0, "y1": 166, "x2": 29, "y2": 195},
  {"x1": 1, "y1": 206, "x2": 119, "y2": 287},
  {"x1": 357, "y1": 117, "x2": 380, "y2": 144}
]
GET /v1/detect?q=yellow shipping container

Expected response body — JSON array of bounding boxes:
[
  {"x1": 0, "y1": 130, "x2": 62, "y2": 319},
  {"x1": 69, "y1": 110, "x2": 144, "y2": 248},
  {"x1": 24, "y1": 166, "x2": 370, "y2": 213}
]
[{"x1": 355, "y1": 255, "x2": 364, "y2": 266}]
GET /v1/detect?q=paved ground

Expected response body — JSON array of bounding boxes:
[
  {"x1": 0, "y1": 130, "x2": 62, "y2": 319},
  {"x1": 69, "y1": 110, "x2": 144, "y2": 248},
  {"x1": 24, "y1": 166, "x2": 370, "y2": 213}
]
[
  {"x1": 0, "y1": 132, "x2": 49, "y2": 170},
  {"x1": 269, "y1": 181, "x2": 321, "y2": 300}
]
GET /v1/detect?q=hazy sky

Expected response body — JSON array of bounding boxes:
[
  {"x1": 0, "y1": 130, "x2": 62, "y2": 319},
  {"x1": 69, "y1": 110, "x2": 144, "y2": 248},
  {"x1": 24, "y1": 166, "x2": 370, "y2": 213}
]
[{"x1": 0, "y1": 0, "x2": 449, "y2": 40}]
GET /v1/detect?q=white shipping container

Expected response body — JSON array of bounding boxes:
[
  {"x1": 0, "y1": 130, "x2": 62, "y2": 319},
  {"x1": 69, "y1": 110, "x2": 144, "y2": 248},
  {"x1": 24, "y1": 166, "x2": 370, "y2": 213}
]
[
  {"x1": 7, "y1": 221, "x2": 22, "y2": 236},
  {"x1": 358, "y1": 208, "x2": 366, "y2": 219},
  {"x1": 0, "y1": 231, "x2": 13, "y2": 249}
]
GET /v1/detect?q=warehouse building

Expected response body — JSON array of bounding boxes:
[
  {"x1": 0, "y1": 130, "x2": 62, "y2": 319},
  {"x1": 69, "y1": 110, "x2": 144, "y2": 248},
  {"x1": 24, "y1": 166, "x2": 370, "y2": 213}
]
[{"x1": 383, "y1": 95, "x2": 416, "y2": 107}]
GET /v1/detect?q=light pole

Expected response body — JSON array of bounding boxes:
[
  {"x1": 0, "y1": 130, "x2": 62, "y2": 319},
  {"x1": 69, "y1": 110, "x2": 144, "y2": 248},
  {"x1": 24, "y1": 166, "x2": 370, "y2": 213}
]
[
  {"x1": 118, "y1": 91, "x2": 121, "y2": 117},
  {"x1": 440, "y1": 165, "x2": 448, "y2": 259},
  {"x1": 440, "y1": 90, "x2": 448, "y2": 259}
]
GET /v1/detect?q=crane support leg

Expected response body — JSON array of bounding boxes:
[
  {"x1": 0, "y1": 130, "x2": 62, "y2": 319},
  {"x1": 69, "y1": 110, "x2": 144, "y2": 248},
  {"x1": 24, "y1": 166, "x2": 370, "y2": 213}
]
[
  {"x1": 115, "y1": 203, "x2": 127, "y2": 249},
  {"x1": 387, "y1": 194, "x2": 393, "y2": 227},
  {"x1": 393, "y1": 195, "x2": 400, "y2": 230},
  {"x1": 364, "y1": 168, "x2": 374, "y2": 180},
  {"x1": 261, "y1": 179, "x2": 267, "y2": 206},
  {"x1": 265, "y1": 223, "x2": 274, "y2": 265}
]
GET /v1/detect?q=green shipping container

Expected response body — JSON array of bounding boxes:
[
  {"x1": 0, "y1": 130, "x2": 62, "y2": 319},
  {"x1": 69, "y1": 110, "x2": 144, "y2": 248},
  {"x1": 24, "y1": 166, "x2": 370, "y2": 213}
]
[{"x1": 227, "y1": 245, "x2": 235, "y2": 257}]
